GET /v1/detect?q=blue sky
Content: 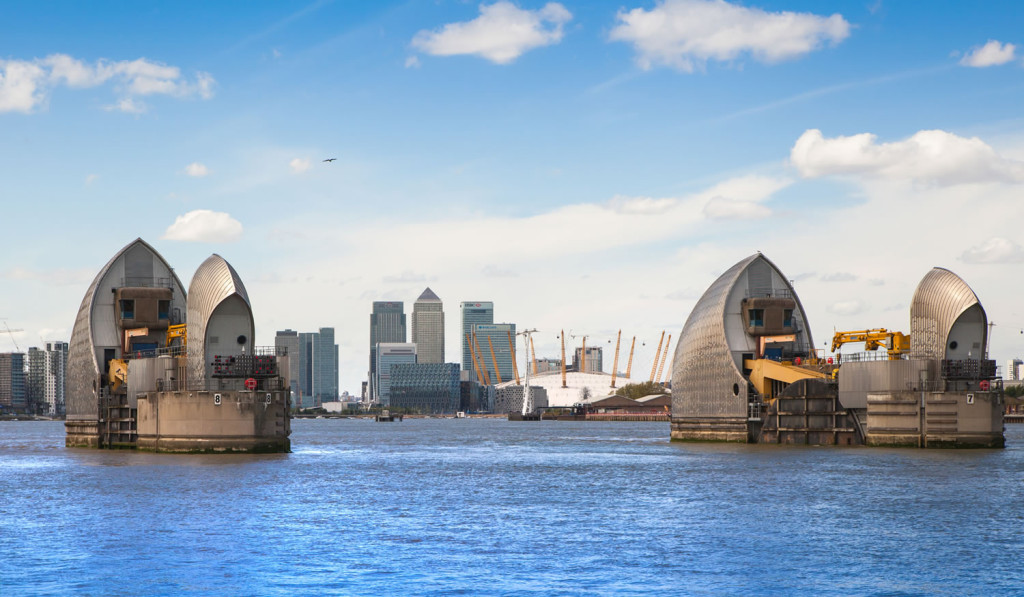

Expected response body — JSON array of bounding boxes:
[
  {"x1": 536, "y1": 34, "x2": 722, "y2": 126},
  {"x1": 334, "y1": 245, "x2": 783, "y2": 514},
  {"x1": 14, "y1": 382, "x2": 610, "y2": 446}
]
[{"x1": 3, "y1": 0, "x2": 1024, "y2": 392}]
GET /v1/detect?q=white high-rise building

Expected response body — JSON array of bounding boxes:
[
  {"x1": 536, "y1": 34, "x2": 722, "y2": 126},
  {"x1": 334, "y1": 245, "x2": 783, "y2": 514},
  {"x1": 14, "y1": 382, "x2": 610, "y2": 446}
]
[
  {"x1": 412, "y1": 288, "x2": 444, "y2": 364},
  {"x1": 44, "y1": 341, "x2": 68, "y2": 416},
  {"x1": 1007, "y1": 358, "x2": 1024, "y2": 380},
  {"x1": 27, "y1": 341, "x2": 68, "y2": 416}
]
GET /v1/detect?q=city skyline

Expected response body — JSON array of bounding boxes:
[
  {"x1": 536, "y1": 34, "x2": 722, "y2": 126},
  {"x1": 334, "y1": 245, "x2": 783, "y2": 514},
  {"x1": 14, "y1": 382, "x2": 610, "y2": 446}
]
[{"x1": 2, "y1": 1, "x2": 1024, "y2": 392}]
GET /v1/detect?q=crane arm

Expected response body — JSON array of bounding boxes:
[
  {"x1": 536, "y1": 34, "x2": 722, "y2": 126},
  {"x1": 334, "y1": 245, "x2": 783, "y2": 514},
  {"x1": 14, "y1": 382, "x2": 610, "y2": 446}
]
[{"x1": 831, "y1": 328, "x2": 910, "y2": 358}]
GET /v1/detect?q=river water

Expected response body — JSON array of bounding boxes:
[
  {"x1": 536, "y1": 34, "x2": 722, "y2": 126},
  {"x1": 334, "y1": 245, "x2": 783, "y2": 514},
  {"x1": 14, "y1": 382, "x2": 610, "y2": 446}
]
[{"x1": 1, "y1": 419, "x2": 1022, "y2": 596}]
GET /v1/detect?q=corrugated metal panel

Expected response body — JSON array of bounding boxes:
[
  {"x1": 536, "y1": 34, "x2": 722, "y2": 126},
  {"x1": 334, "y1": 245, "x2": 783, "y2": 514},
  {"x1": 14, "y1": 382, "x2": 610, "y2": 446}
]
[
  {"x1": 747, "y1": 259, "x2": 772, "y2": 297},
  {"x1": 671, "y1": 256, "x2": 752, "y2": 418},
  {"x1": 671, "y1": 254, "x2": 815, "y2": 420},
  {"x1": 909, "y1": 268, "x2": 985, "y2": 360},
  {"x1": 186, "y1": 255, "x2": 254, "y2": 388},
  {"x1": 838, "y1": 359, "x2": 939, "y2": 409},
  {"x1": 66, "y1": 239, "x2": 186, "y2": 420}
]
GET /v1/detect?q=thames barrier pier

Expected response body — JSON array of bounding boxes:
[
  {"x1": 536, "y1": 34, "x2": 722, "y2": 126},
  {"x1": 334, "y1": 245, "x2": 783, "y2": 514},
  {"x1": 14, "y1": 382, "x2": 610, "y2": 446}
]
[
  {"x1": 65, "y1": 239, "x2": 290, "y2": 452},
  {"x1": 670, "y1": 253, "x2": 1004, "y2": 448}
]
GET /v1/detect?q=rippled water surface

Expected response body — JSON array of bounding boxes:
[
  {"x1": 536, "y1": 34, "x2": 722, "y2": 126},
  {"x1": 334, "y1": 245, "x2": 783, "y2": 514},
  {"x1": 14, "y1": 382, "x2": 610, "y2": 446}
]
[{"x1": 2, "y1": 419, "x2": 1023, "y2": 596}]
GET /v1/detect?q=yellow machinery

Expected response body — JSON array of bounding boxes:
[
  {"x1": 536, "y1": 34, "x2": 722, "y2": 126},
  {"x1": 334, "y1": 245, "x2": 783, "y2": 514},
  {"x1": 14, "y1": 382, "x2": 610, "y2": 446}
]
[
  {"x1": 167, "y1": 324, "x2": 187, "y2": 347},
  {"x1": 831, "y1": 328, "x2": 909, "y2": 360},
  {"x1": 108, "y1": 324, "x2": 188, "y2": 393},
  {"x1": 745, "y1": 358, "x2": 832, "y2": 402},
  {"x1": 108, "y1": 358, "x2": 129, "y2": 392}
]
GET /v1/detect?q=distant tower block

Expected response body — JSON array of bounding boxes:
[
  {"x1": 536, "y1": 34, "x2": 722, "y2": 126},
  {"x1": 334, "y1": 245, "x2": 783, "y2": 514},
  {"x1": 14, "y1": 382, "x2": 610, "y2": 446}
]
[{"x1": 412, "y1": 287, "x2": 445, "y2": 364}]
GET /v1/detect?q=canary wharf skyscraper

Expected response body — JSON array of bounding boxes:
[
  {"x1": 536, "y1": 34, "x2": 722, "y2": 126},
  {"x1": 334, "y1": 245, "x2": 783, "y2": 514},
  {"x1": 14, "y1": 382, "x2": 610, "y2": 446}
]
[
  {"x1": 412, "y1": 288, "x2": 444, "y2": 364},
  {"x1": 369, "y1": 301, "x2": 406, "y2": 401}
]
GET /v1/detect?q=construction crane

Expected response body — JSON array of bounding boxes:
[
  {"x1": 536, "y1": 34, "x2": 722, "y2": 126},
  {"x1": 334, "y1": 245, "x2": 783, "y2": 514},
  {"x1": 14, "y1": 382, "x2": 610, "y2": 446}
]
[
  {"x1": 831, "y1": 328, "x2": 910, "y2": 360},
  {"x1": 1, "y1": 319, "x2": 23, "y2": 352}
]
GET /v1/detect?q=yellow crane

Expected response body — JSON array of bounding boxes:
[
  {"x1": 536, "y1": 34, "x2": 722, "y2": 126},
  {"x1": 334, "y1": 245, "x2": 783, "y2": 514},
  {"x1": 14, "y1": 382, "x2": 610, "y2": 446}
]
[{"x1": 831, "y1": 328, "x2": 910, "y2": 360}]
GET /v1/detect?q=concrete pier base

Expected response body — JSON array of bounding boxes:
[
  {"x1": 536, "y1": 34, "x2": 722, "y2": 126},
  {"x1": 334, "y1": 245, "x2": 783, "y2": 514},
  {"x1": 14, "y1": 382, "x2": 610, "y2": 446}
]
[
  {"x1": 65, "y1": 418, "x2": 102, "y2": 448},
  {"x1": 137, "y1": 390, "x2": 290, "y2": 453},
  {"x1": 670, "y1": 417, "x2": 749, "y2": 442}
]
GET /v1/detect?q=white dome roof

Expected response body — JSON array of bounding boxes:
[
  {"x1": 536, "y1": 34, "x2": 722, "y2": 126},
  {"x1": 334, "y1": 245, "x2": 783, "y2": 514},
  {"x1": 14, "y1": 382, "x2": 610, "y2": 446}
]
[{"x1": 495, "y1": 370, "x2": 633, "y2": 408}]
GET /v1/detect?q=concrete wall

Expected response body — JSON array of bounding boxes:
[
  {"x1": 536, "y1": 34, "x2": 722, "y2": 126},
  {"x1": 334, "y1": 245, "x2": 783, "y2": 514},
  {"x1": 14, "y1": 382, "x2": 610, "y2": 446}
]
[
  {"x1": 137, "y1": 389, "x2": 290, "y2": 453},
  {"x1": 863, "y1": 388, "x2": 1004, "y2": 448}
]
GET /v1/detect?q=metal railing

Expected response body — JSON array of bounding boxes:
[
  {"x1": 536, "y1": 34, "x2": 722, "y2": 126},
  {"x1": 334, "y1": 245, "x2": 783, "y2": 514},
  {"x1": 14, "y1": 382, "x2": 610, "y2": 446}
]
[
  {"x1": 124, "y1": 345, "x2": 187, "y2": 360},
  {"x1": 836, "y1": 351, "x2": 907, "y2": 363},
  {"x1": 121, "y1": 276, "x2": 175, "y2": 288},
  {"x1": 941, "y1": 359, "x2": 997, "y2": 380},
  {"x1": 744, "y1": 288, "x2": 794, "y2": 299}
]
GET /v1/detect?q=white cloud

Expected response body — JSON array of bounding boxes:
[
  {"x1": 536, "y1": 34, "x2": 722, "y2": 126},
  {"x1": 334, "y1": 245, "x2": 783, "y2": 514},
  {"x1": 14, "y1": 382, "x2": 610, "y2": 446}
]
[
  {"x1": 0, "y1": 60, "x2": 46, "y2": 112},
  {"x1": 289, "y1": 157, "x2": 311, "y2": 173},
  {"x1": 382, "y1": 271, "x2": 433, "y2": 283},
  {"x1": 104, "y1": 97, "x2": 147, "y2": 113},
  {"x1": 482, "y1": 265, "x2": 518, "y2": 277},
  {"x1": 0, "y1": 53, "x2": 215, "y2": 113},
  {"x1": 2, "y1": 267, "x2": 96, "y2": 286},
  {"x1": 702, "y1": 197, "x2": 771, "y2": 219},
  {"x1": 790, "y1": 128, "x2": 1024, "y2": 185},
  {"x1": 820, "y1": 272, "x2": 858, "y2": 282},
  {"x1": 185, "y1": 162, "x2": 209, "y2": 177},
  {"x1": 960, "y1": 40, "x2": 1017, "y2": 67},
  {"x1": 607, "y1": 195, "x2": 677, "y2": 215},
  {"x1": 411, "y1": 2, "x2": 572, "y2": 64},
  {"x1": 405, "y1": 56, "x2": 421, "y2": 69},
  {"x1": 609, "y1": 0, "x2": 850, "y2": 72},
  {"x1": 827, "y1": 300, "x2": 865, "y2": 316},
  {"x1": 961, "y1": 237, "x2": 1024, "y2": 264},
  {"x1": 162, "y1": 209, "x2": 243, "y2": 243},
  {"x1": 84, "y1": 174, "x2": 98, "y2": 185}
]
